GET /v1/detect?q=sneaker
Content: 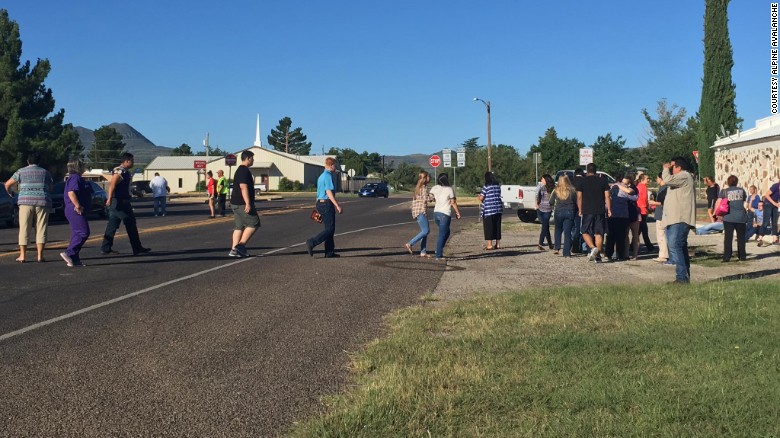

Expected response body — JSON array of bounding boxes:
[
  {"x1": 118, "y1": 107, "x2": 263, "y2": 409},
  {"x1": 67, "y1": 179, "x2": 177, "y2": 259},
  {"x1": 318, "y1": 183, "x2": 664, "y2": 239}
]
[
  {"x1": 306, "y1": 239, "x2": 314, "y2": 257},
  {"x1": 228, "y1": 248, "x2": 244, "y2": 258},
  {"x1": 235, "y1": 243, "x2": 249, "y2": 257},
  {"x1": 59, "y1": 252, "x2": 74, "y2": 267},
  {"x1": 663, "y1": 261, "x2": 675, "y2": 266},
  {"x1": 101, "y1": 249, "x2": 119, "y2": 255},
  {"x1": 235, "y1": 244, "x2": 249, "y2": 257},
  {"x1": 587, "y1": 247, "x2": 599, "y2": 262},
  {"x1": 133, "y1": 247, "x2": 152, "y2": 256}
]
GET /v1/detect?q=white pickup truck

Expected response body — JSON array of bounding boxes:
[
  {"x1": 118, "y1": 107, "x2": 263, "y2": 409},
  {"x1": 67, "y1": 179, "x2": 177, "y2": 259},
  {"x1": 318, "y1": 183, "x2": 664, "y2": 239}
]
[{"x1": 501, "y1": 170, "x2": 616, "y2": 222}]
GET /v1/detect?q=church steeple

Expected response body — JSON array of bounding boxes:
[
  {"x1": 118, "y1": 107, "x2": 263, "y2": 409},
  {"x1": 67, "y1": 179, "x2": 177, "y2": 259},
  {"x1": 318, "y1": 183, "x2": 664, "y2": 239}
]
[{"x1": 254, "y1": 114, "x2": 262, "y2": 148}]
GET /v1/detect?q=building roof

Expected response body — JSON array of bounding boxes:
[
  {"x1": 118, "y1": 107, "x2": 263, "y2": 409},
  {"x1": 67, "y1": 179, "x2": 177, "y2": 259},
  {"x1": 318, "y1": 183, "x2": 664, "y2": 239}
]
[
  {"x1": 146, "y1": 156, "x2": 221, "y2": 170},
  {"x1": 713, "y1": 115, "x2": 780, "y2": 149}
]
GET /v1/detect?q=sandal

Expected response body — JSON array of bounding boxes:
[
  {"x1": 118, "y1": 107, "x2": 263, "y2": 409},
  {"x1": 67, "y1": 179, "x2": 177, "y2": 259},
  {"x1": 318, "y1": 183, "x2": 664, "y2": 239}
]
[
  {"x1": 419, "y1": 253, "x2": 432, "y2": 258},
  {"x1": 15, "y1": 257, "x2": 25, "y2": 263},
  {"x1": 404, "y1": 243, "x2": 413, "y2": 255}
]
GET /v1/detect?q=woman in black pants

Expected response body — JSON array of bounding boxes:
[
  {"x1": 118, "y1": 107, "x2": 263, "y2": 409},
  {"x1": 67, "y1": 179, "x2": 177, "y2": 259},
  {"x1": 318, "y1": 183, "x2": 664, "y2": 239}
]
[{"x1": 716, "y1": 175, "x2": 748, "y2": 262}]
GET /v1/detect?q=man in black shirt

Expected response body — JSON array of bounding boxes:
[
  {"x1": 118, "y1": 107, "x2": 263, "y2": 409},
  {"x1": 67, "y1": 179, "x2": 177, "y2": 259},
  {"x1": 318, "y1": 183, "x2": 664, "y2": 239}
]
[
  {"x1": 228, "y1": 150, "x2": 260, "y2": 257},
  {"x1": 576, "y1": 163, "x2": 612, "y2": 262},
  {"x1": 703, "y1": 176, "x2": 720, "y2": 222},
  {"x1": 101, "y1": 153, "x2": 150, "y2": 256}
]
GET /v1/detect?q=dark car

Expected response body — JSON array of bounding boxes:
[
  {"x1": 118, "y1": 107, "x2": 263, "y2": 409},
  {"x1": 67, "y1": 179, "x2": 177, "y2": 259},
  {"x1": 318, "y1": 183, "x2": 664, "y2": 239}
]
[
  {"x1": 358, "y1": 182, "x2": 389, "y2": 198},
  {"x1": 0, "y1": 188, "x2": 18, "y2": 227},
  {"x1": 131, "y1": 180, "x2": 153, "y2": 198},
  {"x1": 50, "y1": 181, "x2": 109, "y2": 219}
]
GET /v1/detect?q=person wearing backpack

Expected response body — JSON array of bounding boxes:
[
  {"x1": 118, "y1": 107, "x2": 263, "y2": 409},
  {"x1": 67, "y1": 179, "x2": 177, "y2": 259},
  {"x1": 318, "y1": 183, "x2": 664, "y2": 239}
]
[{"x1": 716, "y1": 175, "x2": 747, "y2": 262}]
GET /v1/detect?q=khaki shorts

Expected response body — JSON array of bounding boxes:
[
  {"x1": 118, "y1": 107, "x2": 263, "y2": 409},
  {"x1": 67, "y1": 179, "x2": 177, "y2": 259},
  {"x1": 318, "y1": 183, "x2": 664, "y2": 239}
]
[
  {"x1": 18, "y1": 205, "x2": 49, "y2": 245},
  {"x1": 231, "y1": 204, "x2": 260, "y2": 230}
]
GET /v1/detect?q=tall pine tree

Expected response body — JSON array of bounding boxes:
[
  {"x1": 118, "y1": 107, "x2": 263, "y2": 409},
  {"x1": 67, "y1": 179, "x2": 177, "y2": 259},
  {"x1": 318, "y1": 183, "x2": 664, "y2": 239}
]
[
  {"x1": 267, "y1": 117, "x2": 312, "y2": 155},
  {"x1": 0, "y1": 9, "x2": 81, "y2": 179},
  {"x1": 696, "y1": 0, "x2": 741, "y2": 178}
]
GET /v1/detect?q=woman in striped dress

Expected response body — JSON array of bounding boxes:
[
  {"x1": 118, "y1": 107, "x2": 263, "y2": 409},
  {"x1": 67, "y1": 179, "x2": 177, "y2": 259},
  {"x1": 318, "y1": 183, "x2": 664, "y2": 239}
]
[{"x1": 478, "y1": 172, "x2": 503, "y2": 250}]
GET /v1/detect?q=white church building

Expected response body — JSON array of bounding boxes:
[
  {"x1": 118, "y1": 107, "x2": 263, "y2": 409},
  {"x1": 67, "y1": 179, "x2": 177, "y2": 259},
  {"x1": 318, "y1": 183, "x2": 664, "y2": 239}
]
[{"x1": 144, "y1": 115, "x2": 339, "y2": 194}]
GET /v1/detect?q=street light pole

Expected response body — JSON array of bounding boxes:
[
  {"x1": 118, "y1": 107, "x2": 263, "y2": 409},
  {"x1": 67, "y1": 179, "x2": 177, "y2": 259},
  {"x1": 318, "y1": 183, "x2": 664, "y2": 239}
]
[{"x1": 473, "y1": 98, "x2": 492, "y2": 172}]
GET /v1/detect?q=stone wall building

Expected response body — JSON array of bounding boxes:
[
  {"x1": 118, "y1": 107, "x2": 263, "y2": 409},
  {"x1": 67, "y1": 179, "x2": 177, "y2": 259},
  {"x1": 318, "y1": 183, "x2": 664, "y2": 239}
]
[{"x1": 713, "y1": 115, "x2": 780, "y2": 193}]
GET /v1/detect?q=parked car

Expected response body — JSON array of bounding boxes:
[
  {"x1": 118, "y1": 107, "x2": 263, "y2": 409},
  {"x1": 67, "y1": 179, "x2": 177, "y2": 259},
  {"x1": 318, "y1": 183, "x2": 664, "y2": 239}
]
[
  {"x1": 358, "y1": 182, "x2": 389, "y2": 198},
  {"x1": 0, "y1": 188, "x2": 18, "y2": 227},
  {"x1": 131, "y1": 180, "x2": 153, "y2": 198},
  {"x1": 50, "y1": 181, "x2": 109, "y2": 219}
]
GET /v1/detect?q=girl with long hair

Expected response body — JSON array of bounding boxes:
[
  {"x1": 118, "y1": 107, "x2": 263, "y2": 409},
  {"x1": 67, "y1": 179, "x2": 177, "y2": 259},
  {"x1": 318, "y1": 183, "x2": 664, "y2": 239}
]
[
  {"x1": 404, "y1": 171, "x2": 433, "y2": 257},
  {"x1": 551, "y1": 174, "x2": 577, "y2": 256}
]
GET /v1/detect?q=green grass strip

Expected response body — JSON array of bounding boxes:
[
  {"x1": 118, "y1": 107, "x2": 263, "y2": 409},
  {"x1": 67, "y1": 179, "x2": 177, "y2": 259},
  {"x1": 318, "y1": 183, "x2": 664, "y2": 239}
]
[{"x1": 290, "y1": 281, "x2": 780, "y2": 437}]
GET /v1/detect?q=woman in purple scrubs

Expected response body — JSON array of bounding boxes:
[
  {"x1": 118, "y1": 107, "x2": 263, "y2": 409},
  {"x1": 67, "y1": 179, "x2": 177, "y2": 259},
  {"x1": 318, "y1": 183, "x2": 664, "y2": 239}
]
[{"x1": 59, "y1": 159, "x2": 93, "y2": 267}]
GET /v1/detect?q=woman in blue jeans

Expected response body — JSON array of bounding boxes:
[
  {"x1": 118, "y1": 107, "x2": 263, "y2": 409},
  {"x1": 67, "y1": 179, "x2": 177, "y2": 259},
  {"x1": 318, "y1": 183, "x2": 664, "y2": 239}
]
[
  {"x1": 405, "y1": 171, "x2": 433, "y2": 257},
  {"x1": 429, "y1": 173, "x2": 461, "y2": 260},
  {"x1": 551, "y1": 174, "x2": 577, "y2": 256},
  {"x1": 536, "y1": 174, "x2": 555, "y2": 250}
]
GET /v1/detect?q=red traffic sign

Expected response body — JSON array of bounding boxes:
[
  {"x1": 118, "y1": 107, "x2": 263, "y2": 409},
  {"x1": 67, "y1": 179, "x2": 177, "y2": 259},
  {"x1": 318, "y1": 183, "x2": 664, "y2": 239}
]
[
  {"x1": 194, "y1": 160, "x2": 207, "y2": 169},
  {"x1": 429, "y1": 155, "x2": 441, "y2": 168},
  {"x1": 692, "y1": 150, "x2": 699, "y2": 163},
  {"x1": 225, "y1": 154, "x2": 237, "y2": 166}
]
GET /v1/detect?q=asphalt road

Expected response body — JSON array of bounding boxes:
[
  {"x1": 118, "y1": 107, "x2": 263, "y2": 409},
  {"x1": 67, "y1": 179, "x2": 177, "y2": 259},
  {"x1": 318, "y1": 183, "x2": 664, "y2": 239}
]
[{"x1": 0, "y1": 196, "x2": 475, "y2": 437}]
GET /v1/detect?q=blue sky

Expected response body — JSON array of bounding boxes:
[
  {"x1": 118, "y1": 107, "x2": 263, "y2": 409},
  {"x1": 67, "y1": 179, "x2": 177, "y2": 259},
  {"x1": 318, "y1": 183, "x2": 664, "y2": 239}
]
[{"x1": 3, "y1": 1, "x2": 768, "y2": 157}]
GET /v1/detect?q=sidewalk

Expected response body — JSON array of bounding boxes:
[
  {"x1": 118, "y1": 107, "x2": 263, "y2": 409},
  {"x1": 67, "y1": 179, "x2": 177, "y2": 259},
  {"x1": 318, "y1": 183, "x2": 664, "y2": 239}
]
[{"x1": 431, "y1": 221, "x2": 780, "y2": 306}]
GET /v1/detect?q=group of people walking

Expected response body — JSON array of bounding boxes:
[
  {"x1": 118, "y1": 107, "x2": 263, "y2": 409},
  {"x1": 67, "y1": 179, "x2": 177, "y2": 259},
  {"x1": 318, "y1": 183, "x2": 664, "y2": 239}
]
[
  {"x1": 404, "y1": 171, "x2": 462, "y2": 260},
  {"x1": 3, "y1": 152, "x2": 151, "y2": 267},
  {"x1": 6, "y1": 149, "x2": 778, "y2": 284}
]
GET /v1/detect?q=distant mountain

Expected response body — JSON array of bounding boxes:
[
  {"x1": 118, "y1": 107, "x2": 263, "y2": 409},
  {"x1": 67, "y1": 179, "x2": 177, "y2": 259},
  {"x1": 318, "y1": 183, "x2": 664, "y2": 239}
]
[{"x1": 74, "y1": 123, "x2": 173, "y2": 167}]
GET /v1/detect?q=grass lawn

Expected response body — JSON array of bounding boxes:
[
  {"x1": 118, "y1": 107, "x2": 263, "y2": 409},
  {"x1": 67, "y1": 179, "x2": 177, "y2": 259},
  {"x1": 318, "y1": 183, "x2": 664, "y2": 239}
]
[{"x1": 290, "y1": 281, "x2": 780, "y2": 437}]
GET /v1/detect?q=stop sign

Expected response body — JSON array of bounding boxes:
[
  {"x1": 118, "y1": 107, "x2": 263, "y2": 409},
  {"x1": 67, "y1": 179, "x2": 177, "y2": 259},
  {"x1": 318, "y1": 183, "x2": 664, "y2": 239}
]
[{"x1": 429, "y1": 155, "x2": 441, "y2": 168}]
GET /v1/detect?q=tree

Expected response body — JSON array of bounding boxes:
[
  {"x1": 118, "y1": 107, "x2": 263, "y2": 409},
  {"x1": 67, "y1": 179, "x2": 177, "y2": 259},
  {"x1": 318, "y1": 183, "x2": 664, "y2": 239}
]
[
  {"x1": 267, "y1": 117, "x2": 312, "y2": 155},
  {"x1": 90, "y1": 126, "x2": 125, "y2": 170},
  {"x1": 386, "y1": 161, "x2": 424, "y2": 191},
  {"x1": 196, "y1": 146, "x2": 227, "y2": 156},
  {"x1": 696, "y1": 0, "x2": 741, "y2": 177},
  {"x1": 0, "y1": 9, "x2": 82, "y2": 179},
  {"x1": 171, "y1": 143, "x2": 193, "y2": 156},
  {"x1": 454, "y1": 142, "x2": 527, "y2": 192},
  {"x1": 527, "y1": 127, "x2": 582, "y2": 177},
  {"x1": 631, "y1": 99, "x2": 698, "y2": 178},
  {"x1": 591, "y1": 133, "x2": 627, "y2": 177}
]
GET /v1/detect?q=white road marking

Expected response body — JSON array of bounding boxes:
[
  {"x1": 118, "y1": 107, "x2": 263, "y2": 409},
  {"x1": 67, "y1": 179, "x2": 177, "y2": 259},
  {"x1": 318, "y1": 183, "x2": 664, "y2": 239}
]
[{"x1": 0, "y1": 220, "x2": 416, "y2": 343}]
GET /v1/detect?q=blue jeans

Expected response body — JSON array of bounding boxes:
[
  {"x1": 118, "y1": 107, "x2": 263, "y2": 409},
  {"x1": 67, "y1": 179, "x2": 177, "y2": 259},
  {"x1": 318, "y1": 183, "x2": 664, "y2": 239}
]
[
  {"x1": 434, "y1": 212, "x2": 452, "y2": 258},
  {"x1": 695, "y1": 221, "x2": 723, "y2": 235},
  {"x1": 408, "y1": 214, "x2": 430, "y2": 254},
  {"x1": 153, "y1": 196, "x2": 166, "y2": 215},
  {"x1": 666, "y1": 223, "x2": 691, "y2": 283},
  {"x1": 553, "y1": 209, "x2": 575, "y2": 256},
  {"x1": 537, "y1": 210, "x2": 552, "y2": 247},
  {"x1": 310, "y1": 200, "x2": 336, "y2": 255},
  {"x1": 760, "y1": 202, "x2": 779, "y2": 237}
]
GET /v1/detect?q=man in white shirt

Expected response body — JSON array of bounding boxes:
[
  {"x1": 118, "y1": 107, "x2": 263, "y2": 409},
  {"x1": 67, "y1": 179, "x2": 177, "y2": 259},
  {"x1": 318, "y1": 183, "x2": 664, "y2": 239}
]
[{"x1": 149, "y1": 172, "x2": 169, "y2": 216}]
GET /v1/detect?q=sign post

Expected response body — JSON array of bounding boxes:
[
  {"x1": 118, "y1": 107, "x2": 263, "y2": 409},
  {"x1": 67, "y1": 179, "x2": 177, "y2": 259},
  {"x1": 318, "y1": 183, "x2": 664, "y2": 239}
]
[
  {"x1": 579, "y1": 148, "x2": 593, "y2": 166},
  {"x1": 430, "y1": 154, "x2": 441, "y2": 180},
  {"x1": 194, "y1": 160, "x2": 207, "y2": 192},
  {"x1": 455, "y1": 147, "x2": 465, "y2": 190},
  {"x1": 224, "y1": 154, "x2": 237, "y2": 197}
]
